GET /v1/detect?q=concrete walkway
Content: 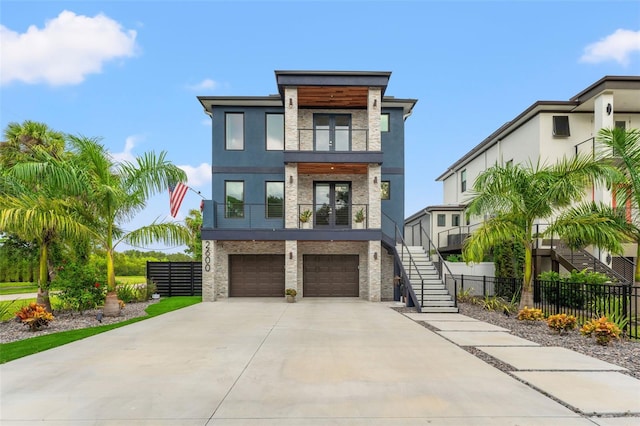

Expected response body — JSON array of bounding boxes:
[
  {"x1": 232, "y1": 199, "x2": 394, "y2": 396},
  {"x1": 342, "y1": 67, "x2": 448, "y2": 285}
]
[{"x1": 1, "y1": 299, "x2": 638, "y2": 425}]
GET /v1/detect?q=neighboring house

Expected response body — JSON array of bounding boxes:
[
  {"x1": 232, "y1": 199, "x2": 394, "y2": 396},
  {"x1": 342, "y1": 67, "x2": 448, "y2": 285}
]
[
  {"x1": 410, "y1": 76, "x2": 640, "y2": 279},
  {"x1": 198, "y1": 71, "x2": 417, "y2": 301}
]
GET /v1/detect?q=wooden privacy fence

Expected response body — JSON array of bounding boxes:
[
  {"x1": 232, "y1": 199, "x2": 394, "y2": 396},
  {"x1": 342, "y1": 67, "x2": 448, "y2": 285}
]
[{"x1": 146, "y1": 262, "x2": 202, "y2": 297}]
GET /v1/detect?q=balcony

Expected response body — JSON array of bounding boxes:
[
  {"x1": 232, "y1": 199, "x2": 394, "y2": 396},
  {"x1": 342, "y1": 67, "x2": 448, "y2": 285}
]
[
  {"x1": 436, "y1": 225, "x2": 480, "y2": 252},
  {"x1": 201, "y1": 202, "x2": 379, "y2": 242},
  {"x1": 284, "y1": 128, "x2": 382, "y2": 165}
]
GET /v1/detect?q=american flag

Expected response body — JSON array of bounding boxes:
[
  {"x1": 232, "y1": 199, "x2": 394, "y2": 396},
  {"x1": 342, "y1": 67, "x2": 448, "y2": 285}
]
[{"x1": 169, "y1": 182, "x2": 188, "y2": 218}]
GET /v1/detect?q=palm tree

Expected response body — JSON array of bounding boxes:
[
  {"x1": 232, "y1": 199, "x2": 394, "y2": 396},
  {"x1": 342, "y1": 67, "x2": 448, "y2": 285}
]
[
  {"x1": 67, "y1": 136, "x2": 191, "y2": 315},
  {"x1": 463, "y1": 154, "x2": 628, "y2": 309},
  {"x1": 184, "y1": 208, "x2": 203, "y2": 260},
  {"x1": 0, "y1": 121, "x2": 84, "y2": 311},
  {"x1": 596, "y1": 127, "x2": 640, "y2": 282}
]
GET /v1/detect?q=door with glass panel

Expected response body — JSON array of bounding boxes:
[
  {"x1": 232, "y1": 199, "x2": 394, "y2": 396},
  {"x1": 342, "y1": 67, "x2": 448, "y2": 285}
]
[
  {"x1": 314, "y1": 114, "x2": 351, "y2": 151},
  {"x1": 314, "y1": 182, "x2": 351, "y2": 228}
]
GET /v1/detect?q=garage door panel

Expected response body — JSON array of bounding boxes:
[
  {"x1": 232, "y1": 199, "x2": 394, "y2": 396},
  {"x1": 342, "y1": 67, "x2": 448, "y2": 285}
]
[
  {"x1": 230, "y1": 255, "x2": 285, "y2": 297},
  {"x1": 304, "y1": 255, "x2": 359, "y2": 297}
]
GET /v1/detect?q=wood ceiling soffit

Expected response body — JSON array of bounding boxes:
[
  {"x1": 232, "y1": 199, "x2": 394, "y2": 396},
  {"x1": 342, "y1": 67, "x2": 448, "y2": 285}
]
[
  {"x1": 297, "y1": 86, "x2": 368, "y2": 107},
  {"x1": 298, "y1": 163, "x2": 368, "y2": 174}
]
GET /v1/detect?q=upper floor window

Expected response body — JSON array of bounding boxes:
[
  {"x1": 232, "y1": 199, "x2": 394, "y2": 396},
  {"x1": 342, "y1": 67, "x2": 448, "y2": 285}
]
[
  {"x1": 225, "y1": 113, "x2": 244, "y2": 150},
  {"x1": 225, "y1": 181, "x2": 244, "y2": 218},
  {"x1": 452, "y1": 214, "x2": 460, "y2": 227},
  {"x1": 381, "y1": 114, "x2": 390, "y2": 132},
  {"x1": 381, "y1": 181, "x2": 390, "y2": 200},
  {"x1": 552, "y1": 116, "x2": 570, "y2": 137},
  {"x1": 460, "y1": 169, "x2": 467, "y2": 193},
  {"x1": 266, "y1": 181, "x2": 284, "y2": 218},
  {"x1": 314, "y1": 114, "x2": 351, "y2": 151},
  {"x1": 266, "y1": 114, "x2": 284, "y2": 150},
  {"x1": 437, "y1": 214, "x2": 446, "y2": 227}
]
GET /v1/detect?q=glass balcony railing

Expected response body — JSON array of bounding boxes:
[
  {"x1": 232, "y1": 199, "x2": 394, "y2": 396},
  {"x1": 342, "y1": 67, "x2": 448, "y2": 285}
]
[
  {"x1": 293, "y1": 128, "x2": 370, "y2": 151},
  {"x1": 209, "y1": 202, "x2": 371, "y2": 230}
]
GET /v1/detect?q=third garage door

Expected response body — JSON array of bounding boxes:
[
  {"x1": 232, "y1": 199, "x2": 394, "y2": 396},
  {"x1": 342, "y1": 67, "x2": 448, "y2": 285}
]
[
  {"x1": 303, "y1": 255, "x2": 359, "y2": 297},
  {"x1": 229, "y1": 255, "x2": 285, "y2": 297}
]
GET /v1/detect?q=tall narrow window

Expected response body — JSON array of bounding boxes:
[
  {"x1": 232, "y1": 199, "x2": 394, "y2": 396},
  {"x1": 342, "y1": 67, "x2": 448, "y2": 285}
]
[
  {"x1": 226, "y1": 113, "x2": 244, "y2": 150},
  {"x1": 225, "y1": 181, "x2": 244, "y2": 218},
  {"x1": 437, "y1": 214, "x2": 446, "y2": 227},
  {"x1": 266, "y1": 181, "x2": 284, "y2": 218},
  {"x1": 452, "y1": 214, "x2": 460, "y2": 227},
  {"x1": 461, "y1": 169, "x2": 467, "y2": 193},
  {"x1": 266, "y1": 114, "x2": 284, "y2": 150},
  {"x1": 381, "y1": 114, "x2": 390, "y2": 132},
  {"x1": 381, "y1": 181, "x2": 390, "y2": 200}
]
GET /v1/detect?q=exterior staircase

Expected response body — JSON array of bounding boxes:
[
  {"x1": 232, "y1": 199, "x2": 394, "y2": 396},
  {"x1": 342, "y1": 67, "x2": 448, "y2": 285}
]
[
  {"x1": 398, "y1": 245, "x2": 458, "y2": 313},
  {"x1": 552, "y1": 243, "x2": 629, "y2": 283}
]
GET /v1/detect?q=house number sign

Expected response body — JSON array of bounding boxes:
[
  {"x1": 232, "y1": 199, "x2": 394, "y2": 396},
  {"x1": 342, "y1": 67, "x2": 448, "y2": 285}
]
[{"x1": 204, "y1": 241, "x2": 211, "y2": 272}]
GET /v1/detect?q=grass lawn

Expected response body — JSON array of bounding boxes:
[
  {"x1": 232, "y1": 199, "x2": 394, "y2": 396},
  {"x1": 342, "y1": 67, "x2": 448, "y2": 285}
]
[
  {"x1": 0, "y1": 296, "x2": 201, "y2": 364},
  {"x1": 0, "y1": 282, "x2": 38, "y2": 295},
  {"x1": 116, "y1": 276, "x2": 147, "y2": 285}
]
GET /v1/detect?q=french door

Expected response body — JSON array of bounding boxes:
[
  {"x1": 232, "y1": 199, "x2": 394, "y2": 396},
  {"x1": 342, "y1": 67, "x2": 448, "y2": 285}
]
[
  {"x1": 314, "y1": 182, "x2": 351, "y2": 228},
  {"x1": 314, "y1": 114, "x2": 351, "y2": 151}
]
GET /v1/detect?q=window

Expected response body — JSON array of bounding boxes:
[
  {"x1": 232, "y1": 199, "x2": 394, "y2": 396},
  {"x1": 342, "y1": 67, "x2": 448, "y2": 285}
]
[
  {"x1": 615, "y1": 121, "x2": 626, "y2": 130},
  {"x1": 266, "y1": 114, "x2": 284, "y2": 150},
  {"x1": 381, "y1": 181, "x2": 390, "y2": 200},
  {"x1": 381, "y1": 114, "x2": 390, "y2": 132},
  {"x1": 552, "y1": 116, "x2": 570, "y2": 137},
  {"x1": 437, "y1": 214, "x2": 446, "y2": 227},
  {"x1": 225, "y1": 113, "x2": 244, "y2": 150},
  {"x1": 460, "y1": 169, "x2": 467, "y2": 193},
  {"x1": 266, "y1": 181, "x2": 284, "y2": 218},
  {"x1": 452, "y1": 214, "x2": 460, "y2": 227},
  {"x1": 225, "y1": 181, "x2": 244, "y2": 218}
]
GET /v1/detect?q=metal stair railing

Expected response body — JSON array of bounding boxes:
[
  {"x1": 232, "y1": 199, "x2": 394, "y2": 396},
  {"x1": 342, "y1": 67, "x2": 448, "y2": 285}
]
[
  {"x1": 393, "y1": 223, "x2": 425, "y2": 311},
  {"x1": 553, "y1": 242, "x2": 630, "y2": 284},
  {"x1": 420, "y1": 226, "x2": 459, "y2": 307}
]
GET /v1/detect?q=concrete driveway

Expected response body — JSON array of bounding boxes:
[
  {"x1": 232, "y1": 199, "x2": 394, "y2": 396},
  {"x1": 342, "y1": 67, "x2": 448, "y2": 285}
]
[{"x1": 1, "y1": 299, "x2": 597, "y2": 425}]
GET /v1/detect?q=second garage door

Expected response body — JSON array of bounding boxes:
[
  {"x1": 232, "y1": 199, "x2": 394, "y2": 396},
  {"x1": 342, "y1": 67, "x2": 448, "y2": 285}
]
[
  {"x1": 229, "y1": 255, "x2": 285, "y2": 297},
  {"x1": 303, "y1": 255, "x2": 359, "y2": 297}
]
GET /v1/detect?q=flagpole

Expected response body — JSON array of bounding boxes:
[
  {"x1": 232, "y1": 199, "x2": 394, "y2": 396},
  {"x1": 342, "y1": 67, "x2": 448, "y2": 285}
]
[{"x1": 187, "y1": 186, "x2": 205, "y2": 199}]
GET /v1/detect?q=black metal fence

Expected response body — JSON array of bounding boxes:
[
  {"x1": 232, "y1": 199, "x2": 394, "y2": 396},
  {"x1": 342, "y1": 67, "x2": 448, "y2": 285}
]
[
  {"x1": 146, "y1": 262, "x2": 202, "y2": 297},
  {"x1": 451, "y1": 274, "x2": 639, "y2": 340}
]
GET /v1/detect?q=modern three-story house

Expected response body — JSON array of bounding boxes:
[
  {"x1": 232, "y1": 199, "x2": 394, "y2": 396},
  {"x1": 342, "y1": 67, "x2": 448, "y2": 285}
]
[{"x1": 198, "y1": 70, "x2": 417, "y2": 301}]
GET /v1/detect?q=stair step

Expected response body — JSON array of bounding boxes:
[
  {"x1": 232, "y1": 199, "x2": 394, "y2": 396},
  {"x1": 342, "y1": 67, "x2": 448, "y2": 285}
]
[
  {"x1": 420, "y1": 306, "x2": 460, "y2": 313},
  {"x1": 421, "y1": 300, "x2": 456, "y2": 307}
]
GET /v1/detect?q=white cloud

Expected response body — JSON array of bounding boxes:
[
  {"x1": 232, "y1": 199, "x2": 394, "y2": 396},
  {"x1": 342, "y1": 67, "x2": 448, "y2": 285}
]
[
  {"x1": 111, "y1": 135, "x2": 142, "y2": 163},
  {"x1": 0, "y1": 10, "x2": 137, "y2": 86},
  {"x1": 179, "y1": 163, "x2": 211, "y2": 188},
  {"x1": 580, "y1": 29, "x2": 640, "y2": 66},
  {"x1": 187, "y1": 78, "x2": 218, "y2": 91}
]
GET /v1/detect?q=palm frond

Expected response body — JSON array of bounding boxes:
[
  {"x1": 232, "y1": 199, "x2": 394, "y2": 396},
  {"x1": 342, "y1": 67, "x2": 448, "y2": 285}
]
[{"x1": 120, "y1": 221, "x2": 191, "y2": 249}]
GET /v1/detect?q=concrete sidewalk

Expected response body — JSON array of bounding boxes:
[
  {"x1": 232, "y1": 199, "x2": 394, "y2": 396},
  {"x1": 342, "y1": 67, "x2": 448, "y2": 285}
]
[{"x1": 1, "y1": 300, "x2": 638, "y2": 425}]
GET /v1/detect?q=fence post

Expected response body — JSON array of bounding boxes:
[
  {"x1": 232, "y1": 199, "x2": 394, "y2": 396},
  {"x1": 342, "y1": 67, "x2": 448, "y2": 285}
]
[
  {"x1": 483, "y1": 275, "x2": 487, "y2": 297},
  {"x1": 622, "y1": 285, "x2": 630, "y2": 336},
  {"x1": 554, "y1": 280, "x2": 560, "y2": 315},
  {"x1": 168, "y1": 262, "x2": 172, "y2": 297},
  {"x1": 460, "y1": 274, "x2": 464, "y2": 292}
]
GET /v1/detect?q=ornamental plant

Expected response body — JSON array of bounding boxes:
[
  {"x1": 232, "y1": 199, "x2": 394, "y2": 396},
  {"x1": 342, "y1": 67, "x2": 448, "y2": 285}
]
[
  {"x1": 580, "y1": 316, "x2": 621, "y2": 346},
  {"x1": 15, "y1": 302, "x2": 55, "y2": 331},
  {"x1": 285, "y1": 288, "x2": 297, "y2": 297},
  {"x1": 517, "y1": 306, "x2": 544, "y2": 322},
  {"x1": 546, "y1": 313, "x2": 577, "y2": 334}
]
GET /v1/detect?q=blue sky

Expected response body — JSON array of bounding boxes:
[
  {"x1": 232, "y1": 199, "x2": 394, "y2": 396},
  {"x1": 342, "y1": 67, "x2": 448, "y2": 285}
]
[{"x1": 2, "y1": 0, "x2": 640, "y2": 252}]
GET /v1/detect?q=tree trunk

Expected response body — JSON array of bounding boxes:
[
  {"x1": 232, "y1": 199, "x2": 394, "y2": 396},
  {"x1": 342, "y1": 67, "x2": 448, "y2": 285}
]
[
  {"x1": 102, "y1": 291, "x2": 121, "y2": 317},
  {"x1": 37, "y1": 243, "x2": 52, "y2": 312},
  {"x1": 36, "y1": 288, "x2": 52, "y2": 313},
  {"x1": 519, "y1": 286, "x2": 534, "y2": 310},
  {"x1": 519, "y1": 242, "x2": 534, "y2": 310}
]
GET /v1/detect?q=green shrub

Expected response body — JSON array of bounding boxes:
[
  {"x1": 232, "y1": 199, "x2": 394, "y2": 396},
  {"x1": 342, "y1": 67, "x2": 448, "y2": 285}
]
[
  {"x1": 456, "y1": 287, "x2": 475, "y2": 303},
  {"x1": 480, "y1": 295, "x2": 516, "y2": 314},
  {"x1": 52, "y1": 262, "x2": 106, "y2": 313},
  {"x1": 538, "y1": 269, "x2": 609, "y2": 310},
  {"x1": 446, "y1": 254, "x2": 463, "y2": 262}
]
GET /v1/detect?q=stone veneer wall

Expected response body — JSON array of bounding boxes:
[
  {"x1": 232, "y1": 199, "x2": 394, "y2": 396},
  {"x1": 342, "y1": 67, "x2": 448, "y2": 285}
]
[{"x1": 381, "y1": 250, "x2": 395, "y2": 301}]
